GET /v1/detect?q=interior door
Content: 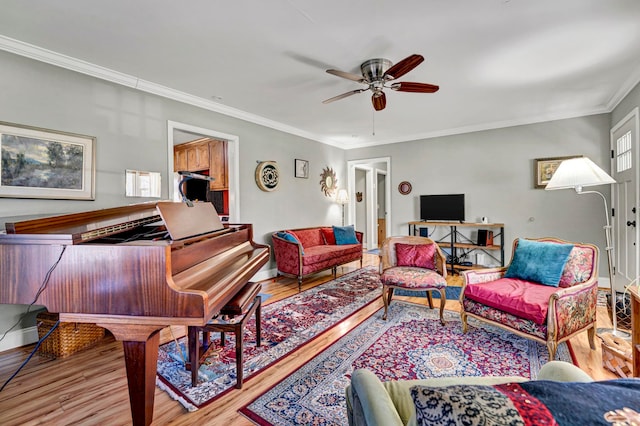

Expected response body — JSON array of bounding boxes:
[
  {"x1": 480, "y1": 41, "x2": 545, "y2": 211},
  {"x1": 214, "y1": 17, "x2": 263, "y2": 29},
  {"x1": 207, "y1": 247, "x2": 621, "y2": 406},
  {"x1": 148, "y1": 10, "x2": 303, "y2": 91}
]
[{"x1": 612, "y1": 107, "x2": 639, "y2": 293}]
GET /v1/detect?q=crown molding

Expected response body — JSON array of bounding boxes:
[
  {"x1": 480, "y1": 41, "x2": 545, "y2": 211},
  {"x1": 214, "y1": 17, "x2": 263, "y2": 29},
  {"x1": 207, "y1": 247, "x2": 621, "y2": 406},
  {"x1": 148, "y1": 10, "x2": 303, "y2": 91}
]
[
  {"x1": 0, "y1": 34, "x2": 634, "y2": 151},
  {"x1": 0, "y1": 35, "x2": 343, "y2": 148}
]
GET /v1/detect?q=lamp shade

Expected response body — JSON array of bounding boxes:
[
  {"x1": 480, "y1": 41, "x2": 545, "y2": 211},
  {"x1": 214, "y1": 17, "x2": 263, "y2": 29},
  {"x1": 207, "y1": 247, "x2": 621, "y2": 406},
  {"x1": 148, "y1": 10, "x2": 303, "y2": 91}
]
[
  {"x1": 545, "y1": 157, "x2": 615, "y2": 190},
  {"x1": 336, "y1": 189, "x2": 349, "y2": 204}
]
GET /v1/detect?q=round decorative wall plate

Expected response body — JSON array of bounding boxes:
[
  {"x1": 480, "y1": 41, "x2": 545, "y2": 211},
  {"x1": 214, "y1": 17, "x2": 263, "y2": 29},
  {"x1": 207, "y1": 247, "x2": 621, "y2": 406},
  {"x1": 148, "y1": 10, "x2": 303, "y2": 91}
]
[
  {"x1": 398, "y1": 181, "x2": 412, "y2": 195},
  {"x1": 255, "y1": 161, "x2": 279, "y2": 192},
  {"x1": 319, "y1": 166, "x2": 337, "y2": 197}
]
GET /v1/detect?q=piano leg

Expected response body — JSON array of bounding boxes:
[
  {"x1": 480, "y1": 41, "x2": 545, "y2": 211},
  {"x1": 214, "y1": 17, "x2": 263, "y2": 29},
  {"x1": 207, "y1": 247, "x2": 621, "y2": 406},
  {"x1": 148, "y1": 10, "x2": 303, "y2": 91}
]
[{"x1": 99, "y1": 324, "x2": 164, "y2": 426}]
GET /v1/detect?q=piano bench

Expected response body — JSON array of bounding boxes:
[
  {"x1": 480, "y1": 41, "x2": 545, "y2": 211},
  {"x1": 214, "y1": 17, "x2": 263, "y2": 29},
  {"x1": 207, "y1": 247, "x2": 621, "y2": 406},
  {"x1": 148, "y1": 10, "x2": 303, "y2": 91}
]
[{"x1": 187, "y1": 281, "x2": 262, "y2": 388}]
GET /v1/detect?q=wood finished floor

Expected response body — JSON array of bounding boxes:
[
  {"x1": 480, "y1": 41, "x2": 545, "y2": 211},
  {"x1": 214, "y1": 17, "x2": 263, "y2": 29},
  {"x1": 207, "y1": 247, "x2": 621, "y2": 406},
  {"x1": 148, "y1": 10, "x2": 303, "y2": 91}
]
[{"x1": 0, "y1": 253, "x2": 618, "y2": 425}]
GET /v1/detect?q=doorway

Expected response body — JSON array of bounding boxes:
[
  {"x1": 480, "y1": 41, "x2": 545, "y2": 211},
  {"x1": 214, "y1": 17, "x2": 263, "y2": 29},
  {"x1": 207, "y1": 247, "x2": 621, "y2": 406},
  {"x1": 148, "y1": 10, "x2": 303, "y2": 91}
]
[
  {"x1": 347, "y1": 157, "x2": 391, "y2": 250},
  {"x1": 611, "y1": 107, "x2": 640, "y2": 293},
  {"x1": 167, "y1": 120, "x2": 240, "y2": 221}
]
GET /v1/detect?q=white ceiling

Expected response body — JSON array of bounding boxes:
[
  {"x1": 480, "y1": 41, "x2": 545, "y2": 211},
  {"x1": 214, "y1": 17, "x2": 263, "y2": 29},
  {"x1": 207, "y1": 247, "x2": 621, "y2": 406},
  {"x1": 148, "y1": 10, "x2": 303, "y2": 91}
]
[{"x1": 1, "y1": 0, "x2": 640, "y2": 149}]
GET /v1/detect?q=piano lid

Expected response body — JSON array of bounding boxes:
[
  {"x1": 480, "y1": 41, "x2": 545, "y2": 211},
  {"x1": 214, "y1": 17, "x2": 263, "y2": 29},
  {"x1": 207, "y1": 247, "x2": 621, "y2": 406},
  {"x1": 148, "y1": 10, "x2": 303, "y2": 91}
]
[{"x1": 156, "y1": 201, "x2": 224, "y2": 240}]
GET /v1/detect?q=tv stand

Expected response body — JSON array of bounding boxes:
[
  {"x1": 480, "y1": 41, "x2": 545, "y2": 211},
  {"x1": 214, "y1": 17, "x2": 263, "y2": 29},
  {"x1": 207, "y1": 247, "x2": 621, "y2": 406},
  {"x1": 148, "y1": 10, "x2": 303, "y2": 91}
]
[{"x1": 408, "y1": 221, "x2": 504, "y2": 273}]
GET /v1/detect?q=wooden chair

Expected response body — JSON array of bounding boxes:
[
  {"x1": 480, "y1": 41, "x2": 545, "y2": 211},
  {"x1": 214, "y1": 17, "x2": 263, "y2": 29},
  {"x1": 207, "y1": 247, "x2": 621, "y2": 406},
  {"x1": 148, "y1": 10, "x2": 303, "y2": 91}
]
[
  {"x1": 380, "y1": 236, "x2": 447, "y2": 324},
  {"x1": 187, "y1": 281, "x2": 262, "y2": 388}
]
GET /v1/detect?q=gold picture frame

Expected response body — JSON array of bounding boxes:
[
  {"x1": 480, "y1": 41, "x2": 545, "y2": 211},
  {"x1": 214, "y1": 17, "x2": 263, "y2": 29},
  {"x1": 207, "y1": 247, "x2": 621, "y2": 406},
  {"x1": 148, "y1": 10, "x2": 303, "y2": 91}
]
[
  {"x1": 0, "y1": 121, "x2": 96, "y2": 200},
  {"x1": 534, "y1": 155, "x2": 582, "y2": 189}
]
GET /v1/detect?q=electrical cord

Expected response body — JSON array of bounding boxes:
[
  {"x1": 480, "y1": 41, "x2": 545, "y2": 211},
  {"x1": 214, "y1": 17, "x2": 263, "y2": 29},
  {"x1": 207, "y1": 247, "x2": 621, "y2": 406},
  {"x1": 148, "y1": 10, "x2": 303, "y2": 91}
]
[
  {"x1": 0, "y1": 319, "x2": 60, "y2": 393},
  {"x1": 0, "y1": 246, "x2": 66, "y2": 393}
]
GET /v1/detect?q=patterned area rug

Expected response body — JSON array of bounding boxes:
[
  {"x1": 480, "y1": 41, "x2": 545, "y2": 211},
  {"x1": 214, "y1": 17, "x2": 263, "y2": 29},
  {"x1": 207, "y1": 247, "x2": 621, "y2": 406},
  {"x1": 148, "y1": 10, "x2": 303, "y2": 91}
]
[
  {"x1": 240, "y1": 301, "x2": 574, "y2": 426},
  {"x1": 155, "y1": 266, "x2": 381, "y2": 410}
]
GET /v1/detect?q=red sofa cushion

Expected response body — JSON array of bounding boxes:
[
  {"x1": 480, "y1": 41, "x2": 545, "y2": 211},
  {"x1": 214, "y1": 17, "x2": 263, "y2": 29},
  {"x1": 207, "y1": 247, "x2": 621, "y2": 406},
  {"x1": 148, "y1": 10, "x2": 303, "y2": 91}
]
[
  {"x1": 463, "y1": 278, "x2": 557, "y2": 325},
  {"x1": 321, "y1": 227, "x2": 336, "y2": 245},
  {"x1": 302, "y1": 244, "x2": 361, "y2": 265},
  {"x1": 291, "y1": 228, "x2": 325, "y2": 248}
]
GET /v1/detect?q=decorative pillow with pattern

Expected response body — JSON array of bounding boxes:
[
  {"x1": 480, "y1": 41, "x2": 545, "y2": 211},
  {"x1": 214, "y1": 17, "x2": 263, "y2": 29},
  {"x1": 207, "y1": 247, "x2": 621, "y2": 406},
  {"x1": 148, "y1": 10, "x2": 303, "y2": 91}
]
[{"x1": 395, "y1": 243, "x2": 436, "y2": 270}]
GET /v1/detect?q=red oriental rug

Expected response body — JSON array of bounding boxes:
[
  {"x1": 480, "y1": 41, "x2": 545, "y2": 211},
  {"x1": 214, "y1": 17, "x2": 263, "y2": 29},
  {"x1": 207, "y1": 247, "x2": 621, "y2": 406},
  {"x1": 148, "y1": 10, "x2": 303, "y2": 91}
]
[
  {"x1": 240, "y1": 301, "x2": 575, "y2": 426},
  {"x1": 155, "y1": 266, "x2": 381, "y2": 410}
]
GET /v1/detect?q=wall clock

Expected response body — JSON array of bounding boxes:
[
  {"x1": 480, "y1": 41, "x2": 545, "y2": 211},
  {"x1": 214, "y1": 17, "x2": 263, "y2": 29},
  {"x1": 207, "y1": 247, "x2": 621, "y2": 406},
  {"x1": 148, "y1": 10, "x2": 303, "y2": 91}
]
[
  {"x1": 255, "y1": 161, "x2": 279, "y2": 192},
  {"x1": 319, "y1": 166, "x2": 337, "y2": 197},
  {"x1": 398, "y1": 181, "x2": 412, "y2": 195}
]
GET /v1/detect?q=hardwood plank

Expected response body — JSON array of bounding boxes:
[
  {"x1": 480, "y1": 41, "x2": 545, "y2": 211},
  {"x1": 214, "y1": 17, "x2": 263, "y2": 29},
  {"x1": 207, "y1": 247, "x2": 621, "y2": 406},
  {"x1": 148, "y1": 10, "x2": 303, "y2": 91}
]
[{"x1": 0, "y1": 253, "x2": 618, "y2": 425}]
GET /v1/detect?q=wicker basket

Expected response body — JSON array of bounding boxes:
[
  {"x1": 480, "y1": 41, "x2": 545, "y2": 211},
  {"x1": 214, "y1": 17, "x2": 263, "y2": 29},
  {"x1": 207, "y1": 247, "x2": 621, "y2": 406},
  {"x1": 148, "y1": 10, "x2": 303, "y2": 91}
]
[
  {"x1": 36, "y1": 311, "x2": 105, "y2": 358},
  {"x1": 599, "y1": 332, "x2": 633, "y2": 378}
]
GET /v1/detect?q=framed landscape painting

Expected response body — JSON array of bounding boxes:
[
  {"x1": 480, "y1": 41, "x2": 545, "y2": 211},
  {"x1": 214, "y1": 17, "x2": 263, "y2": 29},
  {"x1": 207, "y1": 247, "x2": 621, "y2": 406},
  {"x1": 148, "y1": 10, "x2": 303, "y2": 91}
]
[{"x1": 0, "y1": 121, "x2": 96, "y2": 200}]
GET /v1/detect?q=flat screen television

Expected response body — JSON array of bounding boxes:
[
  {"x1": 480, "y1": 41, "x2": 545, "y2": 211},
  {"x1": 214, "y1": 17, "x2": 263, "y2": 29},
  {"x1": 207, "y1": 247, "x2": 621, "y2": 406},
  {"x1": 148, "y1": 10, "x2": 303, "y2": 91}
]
[{"x1": 420, "y1": 194, "x2": 465, "y2": 222}]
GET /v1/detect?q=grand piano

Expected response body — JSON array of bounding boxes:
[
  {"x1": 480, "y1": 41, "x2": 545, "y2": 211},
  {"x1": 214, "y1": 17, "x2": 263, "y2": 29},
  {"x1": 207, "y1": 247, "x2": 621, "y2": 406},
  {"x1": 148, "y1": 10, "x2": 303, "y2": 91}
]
[{"x1": 0, "y1": 201, "x2": 270, "y2": 425}]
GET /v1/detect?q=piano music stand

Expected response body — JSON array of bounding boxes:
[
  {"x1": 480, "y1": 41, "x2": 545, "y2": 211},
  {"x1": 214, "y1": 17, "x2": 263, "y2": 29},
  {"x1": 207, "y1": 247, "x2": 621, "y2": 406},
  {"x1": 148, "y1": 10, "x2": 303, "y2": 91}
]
[{"x1": 187, "y1": 281, "x2": 262, "y2": 388}]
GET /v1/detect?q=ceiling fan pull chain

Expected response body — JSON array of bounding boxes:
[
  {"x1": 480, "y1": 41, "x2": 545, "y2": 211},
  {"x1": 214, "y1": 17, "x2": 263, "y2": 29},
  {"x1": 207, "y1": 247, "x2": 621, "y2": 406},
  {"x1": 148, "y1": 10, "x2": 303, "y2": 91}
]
[{"x1": 372, "y1": 110, "x2": 375, "y2": 136}]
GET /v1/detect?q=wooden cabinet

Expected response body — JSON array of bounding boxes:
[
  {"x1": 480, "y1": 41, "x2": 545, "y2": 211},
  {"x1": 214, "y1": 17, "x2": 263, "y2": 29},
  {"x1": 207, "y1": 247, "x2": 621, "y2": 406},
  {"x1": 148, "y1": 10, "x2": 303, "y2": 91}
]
[
  {"x1": 174, "y1": 145, "x2": 188, "y2": 171},
  {"x1": 408, "y1": 221, "x2": 505, "y2": 273},
  {"x1": 208, "y1": 140, "x2": 227, "y2": 190},
  {"x1": 173, "y1": 139, "x2": 228, "y2": 190}
]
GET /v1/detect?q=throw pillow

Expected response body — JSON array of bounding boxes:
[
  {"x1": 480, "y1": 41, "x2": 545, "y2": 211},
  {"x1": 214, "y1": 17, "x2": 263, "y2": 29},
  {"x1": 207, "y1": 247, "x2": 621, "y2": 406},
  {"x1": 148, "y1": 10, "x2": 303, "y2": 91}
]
[
  {"x1": 276, "y1": 231, "x2": 304, "y2": 254},
  {"x1": 395, "y1": 243, "x2": 436, "y2": 270},
  {"x1": 504, "y1": 239, "x2": 574, "y2": 287},
  {"x1": 410, "y1": 380, "x2": 640, "y2": 426},
  {"x1": 333, "y1": 225, "x2": 359, "y2": 245},
  {"x1": 321, "y1": 227, "x2": 336, "y2": 245}
]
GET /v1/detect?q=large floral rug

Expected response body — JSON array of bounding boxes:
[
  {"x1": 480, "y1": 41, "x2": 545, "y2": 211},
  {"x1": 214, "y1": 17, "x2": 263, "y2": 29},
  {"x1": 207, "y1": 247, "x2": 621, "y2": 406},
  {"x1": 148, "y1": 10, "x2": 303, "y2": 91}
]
[
  {"x1": 155, "y1": 266, "x2": 381, "y2": 410},
  {"x1": 240, "y1": 301, "x2": 574, "y2": 426}
]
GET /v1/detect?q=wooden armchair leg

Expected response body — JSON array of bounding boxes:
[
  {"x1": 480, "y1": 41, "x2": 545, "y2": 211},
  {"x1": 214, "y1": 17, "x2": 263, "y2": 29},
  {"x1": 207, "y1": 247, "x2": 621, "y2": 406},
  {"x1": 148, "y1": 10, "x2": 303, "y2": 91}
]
[
  {"x1": 382, "y1": 286, "x2": 391, "y2": 320},
  {"x1": 587, "y1": 326, "x2": 596, "y2": 350},
  {"x1": 460, "y1": 311, "x2": 468, "y2": 333},
  {"x1": 547, "y1": 341, "x2": 558, "y2": 360},
  {"x1": 437, "y1": 289, "x2": 446, "y2": 325},
  {"x1": 426, "y1": 291, "x2": 434, "y2": 309}
]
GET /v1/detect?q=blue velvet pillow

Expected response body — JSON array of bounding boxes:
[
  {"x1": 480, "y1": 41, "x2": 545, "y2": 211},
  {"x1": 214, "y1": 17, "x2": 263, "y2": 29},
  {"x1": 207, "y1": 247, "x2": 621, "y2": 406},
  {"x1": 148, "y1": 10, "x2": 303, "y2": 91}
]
[
  {"x1": 504, "y1": 239, "x2": 574, "y2": 287},
  {"x1": 333, "y1": 225, "x2": 359, "y2": 245},
  {"x1": 276, "y1": 232, "x2": 304, "y2": 254}
]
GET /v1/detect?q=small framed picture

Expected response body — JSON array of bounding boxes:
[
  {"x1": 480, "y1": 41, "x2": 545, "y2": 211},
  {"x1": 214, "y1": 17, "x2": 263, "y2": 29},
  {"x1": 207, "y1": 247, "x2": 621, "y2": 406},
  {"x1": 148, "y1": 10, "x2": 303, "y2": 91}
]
[
  {"x1": 534, "y1": 155, "x2": 582, "y2": 188},
  {"x1": 295, "y1": 159, "x2": 309, "y2": 178}
]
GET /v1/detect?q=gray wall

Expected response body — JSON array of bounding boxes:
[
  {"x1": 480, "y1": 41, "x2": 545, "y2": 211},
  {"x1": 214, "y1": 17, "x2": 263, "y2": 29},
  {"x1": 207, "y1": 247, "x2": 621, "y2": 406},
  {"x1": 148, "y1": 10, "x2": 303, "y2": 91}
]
[
  {"x1": 0, "y1": 51, "x2": 346, "y2": 349},
  {"x1": 346, "y1": 114, "x2": 614, "y2": 272}
]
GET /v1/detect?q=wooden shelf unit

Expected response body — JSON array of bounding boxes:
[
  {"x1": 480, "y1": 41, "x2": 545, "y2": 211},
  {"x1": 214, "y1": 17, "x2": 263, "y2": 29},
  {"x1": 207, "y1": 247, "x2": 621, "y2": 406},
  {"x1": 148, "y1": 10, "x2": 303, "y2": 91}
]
[{"x1": 408, "y1": 221, "x2": 505, "y2": 273}]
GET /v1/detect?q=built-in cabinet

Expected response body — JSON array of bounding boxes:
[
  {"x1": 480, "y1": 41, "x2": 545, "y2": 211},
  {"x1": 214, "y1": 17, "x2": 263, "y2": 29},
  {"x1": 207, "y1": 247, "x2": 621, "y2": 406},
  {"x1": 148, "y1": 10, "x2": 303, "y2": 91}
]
[
  {"x1": 173, "y1": 138, "x2": 228, "y2": 190},
  {"x1": 408, "y1": 221, "x2": 505, "y2": 273}
]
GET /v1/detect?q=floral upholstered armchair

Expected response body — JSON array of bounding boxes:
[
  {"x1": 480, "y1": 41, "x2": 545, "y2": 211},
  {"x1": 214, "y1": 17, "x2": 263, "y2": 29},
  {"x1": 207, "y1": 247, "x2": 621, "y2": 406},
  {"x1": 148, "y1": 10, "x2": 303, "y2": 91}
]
[
  {"x1": 380, "y1": 236, "x2": 448, "y2": 324},
  {"x1": 460, "y1": 237, "x2": 599, "y2": 360}
]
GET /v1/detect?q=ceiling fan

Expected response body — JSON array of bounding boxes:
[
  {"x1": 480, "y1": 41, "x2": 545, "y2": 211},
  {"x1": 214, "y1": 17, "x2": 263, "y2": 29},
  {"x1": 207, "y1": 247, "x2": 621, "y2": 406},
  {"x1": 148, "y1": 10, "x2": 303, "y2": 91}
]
[{"x1": 322, "y1": 54, "x2": 439, "y2": 111}]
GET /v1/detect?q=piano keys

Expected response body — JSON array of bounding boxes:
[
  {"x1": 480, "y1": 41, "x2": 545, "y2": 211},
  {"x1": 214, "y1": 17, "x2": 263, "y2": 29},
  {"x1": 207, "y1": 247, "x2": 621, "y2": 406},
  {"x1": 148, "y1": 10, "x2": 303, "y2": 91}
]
[{"x1": 0, "y1": 202, "x2": 270, "y2": 425}]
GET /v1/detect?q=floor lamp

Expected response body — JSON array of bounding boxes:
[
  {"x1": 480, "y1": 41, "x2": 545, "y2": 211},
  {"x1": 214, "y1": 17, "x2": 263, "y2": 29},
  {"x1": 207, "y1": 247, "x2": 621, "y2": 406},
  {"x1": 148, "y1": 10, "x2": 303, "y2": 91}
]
[
  {"x1": 544, "y1": 157, "x2": 624, "y2": 336},
  {"x1": 336, "y1": 189, "x2": 349, "y2": 226}
]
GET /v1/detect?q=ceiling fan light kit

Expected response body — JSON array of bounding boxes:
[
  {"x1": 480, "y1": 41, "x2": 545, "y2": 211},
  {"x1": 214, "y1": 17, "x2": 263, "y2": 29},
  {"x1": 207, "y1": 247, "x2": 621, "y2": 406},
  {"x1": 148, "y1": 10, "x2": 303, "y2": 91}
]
[{"x1": 323, "y1": 54, "x2": 439, "y2": 111}]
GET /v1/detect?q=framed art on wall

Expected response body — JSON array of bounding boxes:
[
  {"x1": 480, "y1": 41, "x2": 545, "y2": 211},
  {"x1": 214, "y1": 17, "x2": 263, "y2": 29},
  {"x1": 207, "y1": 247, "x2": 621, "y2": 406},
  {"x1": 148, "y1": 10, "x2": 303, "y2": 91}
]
[
  {"x1": 0, "y1": 121, "x2": 96, "y2": 200},
  {"x1": 295, "y1": 159, "x2": 309, "y2": 178},
  {"x1": 534, "y1": 155, "x2": 582, "y2": 189}
]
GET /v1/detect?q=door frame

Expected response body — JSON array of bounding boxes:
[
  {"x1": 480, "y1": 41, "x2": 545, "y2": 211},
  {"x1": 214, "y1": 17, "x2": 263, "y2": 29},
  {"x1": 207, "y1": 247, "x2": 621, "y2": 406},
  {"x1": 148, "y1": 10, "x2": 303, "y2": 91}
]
[
  {"x1": 610, "y1": 106, "x2": 640, "y2": 291},
  {"x1": 167, "y1": 120, "x2": 240, "y2": 221},
  {"x1": 347, "y1": 157, "x2": 391, "y2": 250}
]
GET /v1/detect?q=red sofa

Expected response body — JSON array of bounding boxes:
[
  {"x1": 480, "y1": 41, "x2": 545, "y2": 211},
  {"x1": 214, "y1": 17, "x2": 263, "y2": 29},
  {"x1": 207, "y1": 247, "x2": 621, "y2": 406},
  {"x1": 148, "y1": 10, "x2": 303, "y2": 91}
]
[{"x1": 272, "y1": 226, "x2": 363, "y2": 289}]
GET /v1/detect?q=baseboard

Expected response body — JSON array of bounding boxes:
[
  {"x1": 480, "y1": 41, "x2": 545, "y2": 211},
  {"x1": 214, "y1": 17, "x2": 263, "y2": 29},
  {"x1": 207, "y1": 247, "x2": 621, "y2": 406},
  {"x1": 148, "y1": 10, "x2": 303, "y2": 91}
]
[
  {"x1": 252, "y1": 267, "x2": 277, "y2": 283},
  {"x1": 0, "y1": 326, "x2": 38, "y2": 352}
]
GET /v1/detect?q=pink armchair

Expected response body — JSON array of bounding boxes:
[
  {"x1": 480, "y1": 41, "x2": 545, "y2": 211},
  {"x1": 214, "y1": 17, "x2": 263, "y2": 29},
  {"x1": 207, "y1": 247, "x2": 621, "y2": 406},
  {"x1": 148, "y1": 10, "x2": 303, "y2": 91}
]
[{"x1": 460, "y1": 237, "x2": 598, "y2": 360}]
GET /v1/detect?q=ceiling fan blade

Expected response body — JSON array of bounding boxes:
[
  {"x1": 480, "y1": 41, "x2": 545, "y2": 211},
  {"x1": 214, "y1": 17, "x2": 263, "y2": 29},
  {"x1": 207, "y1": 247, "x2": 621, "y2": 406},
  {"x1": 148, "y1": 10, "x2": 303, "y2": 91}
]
[
  {"x1": 322, "y1": 89, "x2": 365, "y2": 104},
  {"x1": 326, "y1": 69, "x2": 366, "y2": 83},
  {"x1": 383, "y1": 54, "x2": 424, "y2": 80},
  {"x1": 389, "y1": 82, "x2": 439, "y2": 93},
  {"x1": 372, "y1": 92, "x2": 386, "y2": 111}
]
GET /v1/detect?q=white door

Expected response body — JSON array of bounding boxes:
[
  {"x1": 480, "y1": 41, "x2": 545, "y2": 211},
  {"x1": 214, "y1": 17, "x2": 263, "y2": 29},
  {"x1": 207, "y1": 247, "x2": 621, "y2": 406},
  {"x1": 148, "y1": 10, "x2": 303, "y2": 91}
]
[{"x1": 611, "y1": 107, "x2": 640, "y2": 292}]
